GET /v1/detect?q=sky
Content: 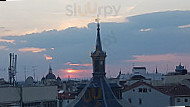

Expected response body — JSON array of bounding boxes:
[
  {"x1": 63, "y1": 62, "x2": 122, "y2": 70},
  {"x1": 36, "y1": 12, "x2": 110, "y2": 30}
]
[{"x1": 0, "y1": 0, "x2": 190, "y2": 81}]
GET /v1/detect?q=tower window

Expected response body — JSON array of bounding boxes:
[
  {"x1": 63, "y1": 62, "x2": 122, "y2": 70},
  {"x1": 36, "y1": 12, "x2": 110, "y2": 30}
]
[
  {"x1": 184, "y1": 99, "x2": 188, "y2": 102},
  {"x1": 177, "y1": 98, "x2": 180, "y2": 102},
  {"x1": 100, "y1": 61, "x2": 103, "y2": 65}
]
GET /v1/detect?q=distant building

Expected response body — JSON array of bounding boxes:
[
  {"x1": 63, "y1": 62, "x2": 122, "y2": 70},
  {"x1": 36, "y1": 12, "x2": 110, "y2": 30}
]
[
  {"x1": 0, "y1": 86, "x2": 57, "y2": 107},
  {"x1": 117, "y1": 66, "x2": 164, "y2": 81},
  {"x1": 41, "y1": 65, "x2": 61, "y2": 86},
  {"x1": 122, "y1": 81, "x2": 190, "y2": 107},
  {"x1": 164, "y1": 63, "x2": 190, "y2": 85},
  {"x1": 167, "y1": 63, "x2": 188, "y2": 75}
]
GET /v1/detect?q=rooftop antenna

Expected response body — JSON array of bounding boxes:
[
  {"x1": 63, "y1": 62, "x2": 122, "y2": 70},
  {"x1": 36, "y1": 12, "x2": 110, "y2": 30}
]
[
  {"x1": 32, "y1": 66, "x2": 37, "y2": 81},
  {"x1": 8, "y1": 53, "x2": 17, "y2": 86},
  {"x1": 24, "y1": 65, "x2": 27, "y2": 81},
  {"x1": 132, "y1": 63, "x2": 135, "y2": 67},
  {"x1": 108, "y1": 70, "x2": 111, "y2": 78},
  {"x1": 166, "y1": 64, "x2": 168, "y2": 74}
]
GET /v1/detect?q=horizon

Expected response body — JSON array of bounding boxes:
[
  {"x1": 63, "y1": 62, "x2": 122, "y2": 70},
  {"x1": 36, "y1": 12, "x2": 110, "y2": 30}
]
[{"x1": 0, "y1": 0, "x2": 190, "y2": 81}]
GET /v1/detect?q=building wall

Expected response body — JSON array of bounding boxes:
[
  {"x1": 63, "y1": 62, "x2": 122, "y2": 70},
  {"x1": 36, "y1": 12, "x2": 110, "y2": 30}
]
[
  {"x1": 0, "y1": 86, "x2": 57, "y2": 106},
  {"x1": 122, "y1": 85, "x2": 170, "y2": 107},
  {"x1": 164, "y1": 74, "x2": 190, "y2": 85},
  {"x1": 0, "y1": 87, "x2": 20, "y2": 104},
  {"x1": 173, "y1": 96, "x2": 190, "y2": 106},
  {"x1": 22, "y1": 86, "x2": 57, "y2": 103}
]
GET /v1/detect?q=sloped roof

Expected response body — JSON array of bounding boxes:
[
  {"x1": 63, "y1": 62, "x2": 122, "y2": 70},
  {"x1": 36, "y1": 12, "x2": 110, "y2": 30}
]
[
  {"x1": 69, "y1": 77, "x2": 123, "y2": 107},
  {"x1": 122, "y1": 81, "x2": 190, "y2": 96}
]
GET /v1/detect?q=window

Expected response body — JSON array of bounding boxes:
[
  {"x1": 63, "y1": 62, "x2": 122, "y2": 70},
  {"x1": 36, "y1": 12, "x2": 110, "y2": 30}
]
[
  {"x1": 149, "y1": 88, "x2": 151, "y2": 92},
  {"x1": 128, "y1": 98, "x2": 132, "y2": 103},
  {"x1": 139, "y1": 98, "x2": 142, "y2": 105},
  {"x1": 184, "y1": 99, "x2": 188, "y2": 102},
  {"x1": 177, "y1": 98, "x2": 180, "y2": 102},
  {"x1": 133, "y1": 89, "x2": 135, "y2": 92},
  {"x1": 143, "y1": 88, "x2": 147, "y2": 92},
  {"x1": 139, "y1": 88, "x2": 142, "y2": 92}
]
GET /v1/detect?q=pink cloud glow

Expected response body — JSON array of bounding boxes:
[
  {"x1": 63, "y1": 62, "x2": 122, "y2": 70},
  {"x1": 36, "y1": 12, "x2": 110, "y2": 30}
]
[
  {"x1": 126, "y1": 54, "x2": 185, "y2": 62},
  {"x1": 57, "y1": 68, "x2": 92, "y2": 78},
  {"x1": 0, "y1": 39, "x2": 14, "y2": 43},
  {"x1": 65, "y1": 62, "x2": 92, "y2": 67}
]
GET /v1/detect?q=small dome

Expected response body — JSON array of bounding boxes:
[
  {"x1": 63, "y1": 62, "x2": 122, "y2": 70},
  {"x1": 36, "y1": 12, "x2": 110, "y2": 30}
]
[
  {"x1": 45, "y1": 64, "x2": 56, "y2": 79},
  {"x1": 41, "y1": 76, "x2": 45, "y2": 81},
  {"x1": 57, "y1": 76, "x2": 61, "y2": 81},
  {"x1": 25, "y1": 76, "x2": 34, "y2": 86},
  {"x1": 46, "y1": 73, "x2": 56, "y2": 79}
]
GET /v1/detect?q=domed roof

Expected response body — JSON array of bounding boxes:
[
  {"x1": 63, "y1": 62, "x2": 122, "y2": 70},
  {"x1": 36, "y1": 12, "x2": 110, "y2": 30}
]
[
  {"x1": 41, "y1": 76, "x2": 45, "y2": 81},
  {"x1": 25, "y1": 76, "x2": 34, "y2": 86},
  {"x1": 57, "y1": 76, "x2": 61, "y2": 81},
  {"x1": 45, "y1": 65, "x2": 56, "y2": 80},
  {"x1": 46, "y1": 73, "x2": 56, "y2": 79}
]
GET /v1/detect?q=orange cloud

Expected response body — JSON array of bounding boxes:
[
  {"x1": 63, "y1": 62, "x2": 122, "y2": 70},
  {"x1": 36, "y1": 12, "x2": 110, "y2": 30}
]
[
  {"x1": 65, "y1": 62, "x2": 92, "y2": 67},
  {"x1": 0, "y1": 39, "x2": 14, "y2": 43},
  {"x1": 51, "y1": 48, "x2": 55, "y2": 50},
  {"x1": 58, "y1": 68, "x2": 87, "y2": 73},
  {"x1": 44, "y1": 54, "x2": 53, "y2": 60},
  {"x1": 19, "y1": 47, "x2": 46, "y2": 53},
  {"x1": 0, "y1": 46, "x2": 8, "y2": 50},
  {"x1": 57, "y1": 68, "x2": 92, "y2": 79}
]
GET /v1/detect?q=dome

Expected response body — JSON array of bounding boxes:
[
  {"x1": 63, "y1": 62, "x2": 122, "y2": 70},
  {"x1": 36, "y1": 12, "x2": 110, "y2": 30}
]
[
  {"x1": 45, "y1": 64, "x2": 56, "y2": 80},
  {"x1": 46, "y1": 73, "x2": 56, "y2": 79},
  {"x1": 41, "y1": 76, "x2": 45, "y2": 81},
  {"x1": 57, "y1": 76, "x2": 61, "y2": 81},
  {"x1": 25, "y1": 76, "x2": 34, "y2": 86}
]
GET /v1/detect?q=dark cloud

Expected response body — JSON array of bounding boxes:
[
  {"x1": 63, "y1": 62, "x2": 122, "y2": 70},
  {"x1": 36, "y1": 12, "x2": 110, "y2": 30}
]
[{"x1": 1, "y1": 10, "x2": 190, "y2": 80}]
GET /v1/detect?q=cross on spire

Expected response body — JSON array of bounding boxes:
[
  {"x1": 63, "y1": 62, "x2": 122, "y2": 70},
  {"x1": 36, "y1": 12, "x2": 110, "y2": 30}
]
[{"x1": 95, "y1": 15, "x2": 102, "y2": 51}]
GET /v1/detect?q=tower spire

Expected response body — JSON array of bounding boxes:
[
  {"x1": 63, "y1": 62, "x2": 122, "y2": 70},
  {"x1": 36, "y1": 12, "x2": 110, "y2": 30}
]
[
  {"x1": 49, "y1": 64, "x2": 52, "y2": 74},
  {"x1": 95, "y1": 16, "x2": 102, "y2": 52}
]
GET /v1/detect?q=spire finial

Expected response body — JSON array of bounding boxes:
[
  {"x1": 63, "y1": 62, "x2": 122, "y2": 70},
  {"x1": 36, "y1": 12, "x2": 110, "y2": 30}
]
[
  {"x1": 95, "y1": 15, "x2": 102, "y2": 51},
  {"x1": 156, "y1": 66, "x2": 158, "y2": 74},
  {"x1": 49, "y1": 64, "x2": 52, "y2": 73}
]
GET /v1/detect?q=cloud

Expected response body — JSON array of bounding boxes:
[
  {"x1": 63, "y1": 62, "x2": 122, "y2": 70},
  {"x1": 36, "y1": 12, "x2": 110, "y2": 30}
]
[
  {"x1": 126, "y1": 54, "x2": 181, "y2": 62},
  {"x1": 0, "y1": 27, "x2": 5, "y2": 29},
  {"x1": 0, "y1": 39, "x2": 14, "y2": 43},
  {"x1": 0, "y1": 46, "x2": 8, "y2": 50},
  {"x1": 178, "y1": 24, "x2": 190, "y2": 28},
  {"x1": 50, "y1": 48, "x2": 55, "y2": 50},
  {"x1": 58, "y1": 68, "x2": 90, "y2": 78},
  {"x1": 18, "y1": 47, "x2": 46, "y2": 53},
  {"x1": 139, "y1": 28, "x2": 151, "y2": 32},
  {"x1": 44, "y1": 54, "x2": 53, "y2": 60},
  {"x1": 65, "y1": 62, "x2": 92, "y2": 67}
]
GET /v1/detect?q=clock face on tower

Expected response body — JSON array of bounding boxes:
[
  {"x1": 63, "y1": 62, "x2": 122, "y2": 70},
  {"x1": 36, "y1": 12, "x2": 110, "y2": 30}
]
[{"x1": 100, "y1": 61, "x2": 103, "y2": 65}]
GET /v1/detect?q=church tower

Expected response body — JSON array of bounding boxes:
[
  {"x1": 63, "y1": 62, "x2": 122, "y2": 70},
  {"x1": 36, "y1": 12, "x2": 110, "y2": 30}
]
[
  {"x1": 70, "y1": 18, "x2": 124, "y2": 107},
  {"x1": 91, "y1": 18, "x2": 107, "y2": 79}
]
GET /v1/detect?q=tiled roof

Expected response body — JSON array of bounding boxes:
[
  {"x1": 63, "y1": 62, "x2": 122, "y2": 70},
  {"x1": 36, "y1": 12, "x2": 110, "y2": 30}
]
[
  {"x1": 69, "y1": 77, "x2": 123, "y2": 107},
  {"x1": 122, "y1": 81, "x2": 190, "y2": 96}
]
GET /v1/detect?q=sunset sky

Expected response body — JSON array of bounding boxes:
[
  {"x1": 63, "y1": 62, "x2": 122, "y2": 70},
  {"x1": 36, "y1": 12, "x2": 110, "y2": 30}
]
[{"x1": 0, "y1": 0, "x2": 190, "y2": 81}]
